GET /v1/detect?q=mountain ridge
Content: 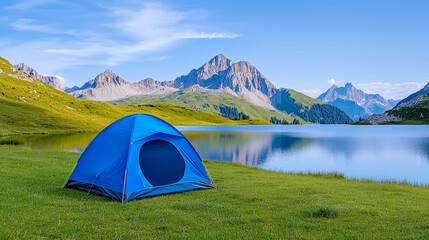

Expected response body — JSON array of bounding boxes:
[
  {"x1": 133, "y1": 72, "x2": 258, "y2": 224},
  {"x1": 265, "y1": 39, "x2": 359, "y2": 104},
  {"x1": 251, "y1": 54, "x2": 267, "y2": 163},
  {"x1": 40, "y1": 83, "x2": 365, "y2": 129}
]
[
  {"x1": 69, "y1": 70, "x2": 176, "y2": 101},
  {"x1": 14, "y1": 54, "x2": 353, "y2": 124},
  {"x1": 317, "y1": 83, "x2": 397, "y2": 120},
  {"x1": 14, "y1": 63, "x2": 66, "y2": 91}
]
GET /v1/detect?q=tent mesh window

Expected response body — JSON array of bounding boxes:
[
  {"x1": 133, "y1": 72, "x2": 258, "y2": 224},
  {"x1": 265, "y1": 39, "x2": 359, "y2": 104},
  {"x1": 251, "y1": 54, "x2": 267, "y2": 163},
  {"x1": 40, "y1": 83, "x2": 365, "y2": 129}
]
[{"x1": 139, "y1": 140, "x2": 186, "y2": 187}]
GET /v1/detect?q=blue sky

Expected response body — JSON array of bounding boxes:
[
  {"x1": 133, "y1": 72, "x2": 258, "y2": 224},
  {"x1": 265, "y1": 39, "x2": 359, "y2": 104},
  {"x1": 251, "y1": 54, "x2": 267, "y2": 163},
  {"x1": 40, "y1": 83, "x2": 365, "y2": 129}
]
[{"x1": 1, "y1": 0, "x2": 428, "y2": 99}]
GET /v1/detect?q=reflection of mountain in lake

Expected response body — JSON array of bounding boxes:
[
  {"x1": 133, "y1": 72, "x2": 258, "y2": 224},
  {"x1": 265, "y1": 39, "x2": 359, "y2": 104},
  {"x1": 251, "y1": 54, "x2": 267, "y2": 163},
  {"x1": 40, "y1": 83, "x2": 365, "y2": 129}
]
[
  {"x1": 183, "y1": 132, "x2": 311, "y2": 166},
  {"x1": 2, "y1": 125, "x2": 429, "y2": 184}
]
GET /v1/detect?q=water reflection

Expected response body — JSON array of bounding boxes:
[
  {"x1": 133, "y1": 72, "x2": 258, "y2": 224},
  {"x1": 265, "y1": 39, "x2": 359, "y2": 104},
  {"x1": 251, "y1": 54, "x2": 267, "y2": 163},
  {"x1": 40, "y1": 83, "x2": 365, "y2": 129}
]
[
  {"x1": 184, "y1": 132, "x2": 311, "y2": 166},
  {"x1": 181, "y1": 126, "x2": 429, "y2": 184},
  {"x1": 1, "y1": 133, "x2": 96, "y2": 152},
  {"x1": 2, "y1": 125, "x2": 429, "y2": 184}
]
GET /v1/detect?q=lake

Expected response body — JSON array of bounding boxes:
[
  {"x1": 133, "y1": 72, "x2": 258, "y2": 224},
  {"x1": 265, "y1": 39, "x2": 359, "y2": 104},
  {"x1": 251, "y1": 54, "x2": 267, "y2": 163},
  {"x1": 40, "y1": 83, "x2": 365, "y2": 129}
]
[{"x1": 3, "y1": 125, "x2": 429, "y2": 184}]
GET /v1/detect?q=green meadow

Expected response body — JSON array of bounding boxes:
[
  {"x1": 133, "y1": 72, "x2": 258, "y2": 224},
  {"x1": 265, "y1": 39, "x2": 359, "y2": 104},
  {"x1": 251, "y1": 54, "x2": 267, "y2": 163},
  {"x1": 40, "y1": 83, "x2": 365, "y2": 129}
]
[{"x1": 1, "y1": 146, "x2": 429, "y2": 239}]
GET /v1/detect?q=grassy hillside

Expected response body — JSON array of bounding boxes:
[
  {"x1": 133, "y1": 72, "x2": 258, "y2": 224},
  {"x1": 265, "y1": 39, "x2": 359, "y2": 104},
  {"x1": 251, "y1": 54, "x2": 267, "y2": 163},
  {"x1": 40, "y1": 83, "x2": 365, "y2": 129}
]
[
  {"x1": 386, "y1": 95, "x2": 429, "y2": 124},
  {"x1": 272, "y1": 88, "x2": 353, "y2": 124},
  {"x1": 0, "y1": 57, "x2": 264, "y2": 135},
  {"x1": 113, "y1": 89, "x2": 302, "y2": 123},
  {"x1": 1, "y1": 146, "x2": 429, "y2": 239},
  {"x1": 287, "y1": 88, "x2": 322, "y2": 108}
]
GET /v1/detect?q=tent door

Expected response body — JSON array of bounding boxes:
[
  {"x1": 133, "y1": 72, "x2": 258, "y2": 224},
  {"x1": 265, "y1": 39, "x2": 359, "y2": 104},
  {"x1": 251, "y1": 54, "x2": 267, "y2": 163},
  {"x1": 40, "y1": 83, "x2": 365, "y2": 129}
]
[{"x1": 139, "y1": 140, "x2": 186, "y2": 187}]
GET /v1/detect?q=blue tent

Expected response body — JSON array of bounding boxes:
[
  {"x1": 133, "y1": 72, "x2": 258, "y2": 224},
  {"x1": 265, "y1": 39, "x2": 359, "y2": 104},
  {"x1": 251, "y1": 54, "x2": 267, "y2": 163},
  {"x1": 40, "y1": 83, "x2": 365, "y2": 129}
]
[{"x1": 65, "y1": 114, "x2": 214, "y2": 202}]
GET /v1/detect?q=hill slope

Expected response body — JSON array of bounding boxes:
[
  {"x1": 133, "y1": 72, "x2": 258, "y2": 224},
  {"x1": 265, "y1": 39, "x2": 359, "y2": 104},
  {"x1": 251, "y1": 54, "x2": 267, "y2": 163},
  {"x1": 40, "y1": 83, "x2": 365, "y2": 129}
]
[
  {"x1": 113, "y1": 87, "x2": 303, "y2": 124},
  {"x1": 361, "y1": 82, "x2": 429, "y2": 124},
  {"x1": 385, "y1": 95, "x2": 429, "y2": 124},
  {"x1": 0, "y1": 57, "x2": 256, "y2": 135},
  {"x1": 271, "y1": 89, "x2": 352, "y2": 124}
]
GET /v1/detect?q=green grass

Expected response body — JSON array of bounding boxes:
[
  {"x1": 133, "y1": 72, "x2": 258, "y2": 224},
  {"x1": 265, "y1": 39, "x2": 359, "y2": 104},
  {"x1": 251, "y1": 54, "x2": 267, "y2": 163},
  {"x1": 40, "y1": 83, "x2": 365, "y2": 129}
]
[
  {"x1": 0, "y1": 57, "x2": 266, "y2": 136},
  {"x1": 310, "y1": 207, "x2": 338, "y2": 219},
  {"x1": 1, "y1": 146, "x2": 429, "y2": 239},
  {"x1": 112, "y1": 89, "x2": 301, "y2": 123},
  {"x1": 284, "y1": 88, "x2": 322, "y2": 109},
  {"x1": 0, "y1": 138, "x2": 23, "y2": 145}
]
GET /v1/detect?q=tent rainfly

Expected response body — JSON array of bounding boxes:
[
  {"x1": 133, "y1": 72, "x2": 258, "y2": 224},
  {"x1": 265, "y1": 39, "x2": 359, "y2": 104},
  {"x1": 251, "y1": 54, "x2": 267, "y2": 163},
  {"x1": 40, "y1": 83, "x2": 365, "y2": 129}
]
[{"x1": 65, "y1": 114, "x2": 214, "y2": 202}]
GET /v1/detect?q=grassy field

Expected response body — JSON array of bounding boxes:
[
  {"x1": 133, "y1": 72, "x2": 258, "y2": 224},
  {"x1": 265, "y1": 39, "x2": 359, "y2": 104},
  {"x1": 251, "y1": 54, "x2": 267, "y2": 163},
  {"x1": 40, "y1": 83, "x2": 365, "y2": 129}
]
[
  {"x1": 1, "y1": 146, "x2": 429, "y2": 239},
  {"x1": 0, "y1": 57, "x2": 267, "y2": 136}
]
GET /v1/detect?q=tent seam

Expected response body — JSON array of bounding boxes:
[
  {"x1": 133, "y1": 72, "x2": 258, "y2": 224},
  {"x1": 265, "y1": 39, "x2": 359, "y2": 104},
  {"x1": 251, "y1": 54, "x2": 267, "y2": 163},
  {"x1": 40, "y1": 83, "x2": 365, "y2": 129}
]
[{"x1": 122, "y1": 115, "x2": 137, "y2": 203}]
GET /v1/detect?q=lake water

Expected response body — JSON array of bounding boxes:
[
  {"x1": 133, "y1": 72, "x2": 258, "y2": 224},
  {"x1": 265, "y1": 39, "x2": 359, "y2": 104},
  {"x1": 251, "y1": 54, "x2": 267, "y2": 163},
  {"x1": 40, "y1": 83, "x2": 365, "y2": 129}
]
[{"x1": 3, "y1": 125, "x2": 429, "y2": 184}]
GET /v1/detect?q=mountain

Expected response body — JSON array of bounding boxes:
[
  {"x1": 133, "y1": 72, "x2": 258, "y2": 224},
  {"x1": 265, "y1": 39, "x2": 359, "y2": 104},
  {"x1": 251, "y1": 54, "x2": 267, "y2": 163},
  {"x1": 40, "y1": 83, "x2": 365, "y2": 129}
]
[
  {"x1": 327, "y1": 98, "x2": 369, "y2": 120},
  {"x1": 0, "y1": 56, "x2": 252, "y2": 135},
  {"x1": 174, "y1": 53, "x2": 233, "y2": 88},
  {"x1": 72, "y1": 54, "x2": 277, "y2": 109},
  {"x1": 317, "y1": 83, "x2": 396, "y2": 121},
  {"x1": 174, "y1": 54, "x2": 277, "y2": 109},
  {"x1": 394, "y1": 83, "x2": 429, "y2": 110},
  {"x1": 14, "y1": 63, "x2": 66, "y2": 90},
  {"x1": 362, "y1": 82, "x2": 429, "y2": 124},
  {"x1": 271, "y1": 89, "x2": 352, "y2": 124},
  {"x1": 70, "y1": 70, "x2": 176, "y2": 101}
]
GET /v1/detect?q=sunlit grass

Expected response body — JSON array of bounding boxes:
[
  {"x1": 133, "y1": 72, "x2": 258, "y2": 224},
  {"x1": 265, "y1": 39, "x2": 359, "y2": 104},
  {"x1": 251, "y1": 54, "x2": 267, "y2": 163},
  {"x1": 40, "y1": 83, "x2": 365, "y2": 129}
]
[{"x1": 1, "y1": 146, "x2": 429, "y2": 239}]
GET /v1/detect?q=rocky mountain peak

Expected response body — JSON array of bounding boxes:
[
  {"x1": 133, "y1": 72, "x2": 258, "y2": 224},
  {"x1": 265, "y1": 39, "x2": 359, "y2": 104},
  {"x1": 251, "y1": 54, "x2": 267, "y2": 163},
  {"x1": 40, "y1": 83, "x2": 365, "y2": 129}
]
[
  {"x1": 14, "y1": 63, "x2": 66, "y2": 90},
  {"x1": 81, "y1": 69, "x2": 128, "y2": 89},
  {"x1": 140, "y1": 77, "x2": 155, "y2": 83},
  {"x1": 220, "y1": 60, "x2": 277, "y2": 100},
  {"x1": 197, "y1": 54, "x2": 233, "y2": 80},
  {"x1": 102, "y1": 69, "x2": 115, "y2": 75},
  {"x1": 317, "y1": 82, "x2": 395, "y2": 120},
  {"x1": 136, "y1": 77, "x2": 171, "y2": 88},
  {"x1": 208, "y1": 54, "x2": 232, "y2": 67},
  {"x1": 344, "y1": 82, "x2": 354, "y2": 89}
]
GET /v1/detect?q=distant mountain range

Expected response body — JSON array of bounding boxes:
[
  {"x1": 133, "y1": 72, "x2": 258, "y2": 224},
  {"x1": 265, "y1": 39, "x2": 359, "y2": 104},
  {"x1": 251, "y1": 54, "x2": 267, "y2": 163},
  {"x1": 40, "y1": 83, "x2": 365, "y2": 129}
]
[
  {"x1": 11, "y1": 54, "x2": 357, "y2": 124},
  {"x1": 317, "y1": 83, "x2": 399, "y2": 121},
  {"x1": 7, "y1": 53, "x2": 429, "y2": 125},
  {"x1": 68, "y1": 70, "x2": 176, "y2": 101},
  {"x1": 68, "y1": 54, "x2": 277, "y2": 110},
  {"x1": 83, "y1": 54, "x2": 352, "y2": 124}
]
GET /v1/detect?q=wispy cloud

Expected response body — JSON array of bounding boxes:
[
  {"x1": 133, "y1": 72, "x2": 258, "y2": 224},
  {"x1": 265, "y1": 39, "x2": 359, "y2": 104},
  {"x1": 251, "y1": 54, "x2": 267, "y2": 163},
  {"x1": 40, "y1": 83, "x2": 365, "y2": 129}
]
[
  {"x1": 6, "y1": 0, "x2": 76, "y2": 10},
  {"x1": 328, "y1": 78, "x2": 341, "y2": 85},
  {"x1": 3, "y1": 1, "x2": 239, "y2": 72},
  {"x1": 356, "y1": 82, "x2": 427, "y2": 100},
  {"x1": 148, "y1": 56, "x2": 168, "y2": 61},
  {"x1": 178, "y1": 32, "x2": 239, "y2": 39},
  {"x1": 10, "y1": 18, "x2": 57, "y2": 33},
  {"x1": 6, "y1": 0, "x2": 53, "y2": 10}
]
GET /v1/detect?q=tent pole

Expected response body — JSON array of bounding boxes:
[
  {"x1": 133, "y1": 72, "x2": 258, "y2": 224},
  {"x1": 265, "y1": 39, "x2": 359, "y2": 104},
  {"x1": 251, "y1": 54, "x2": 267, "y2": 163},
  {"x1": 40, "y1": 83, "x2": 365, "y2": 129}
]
[{"x1": 121, "y1": 168, "x2": 127, "y2": 203}]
